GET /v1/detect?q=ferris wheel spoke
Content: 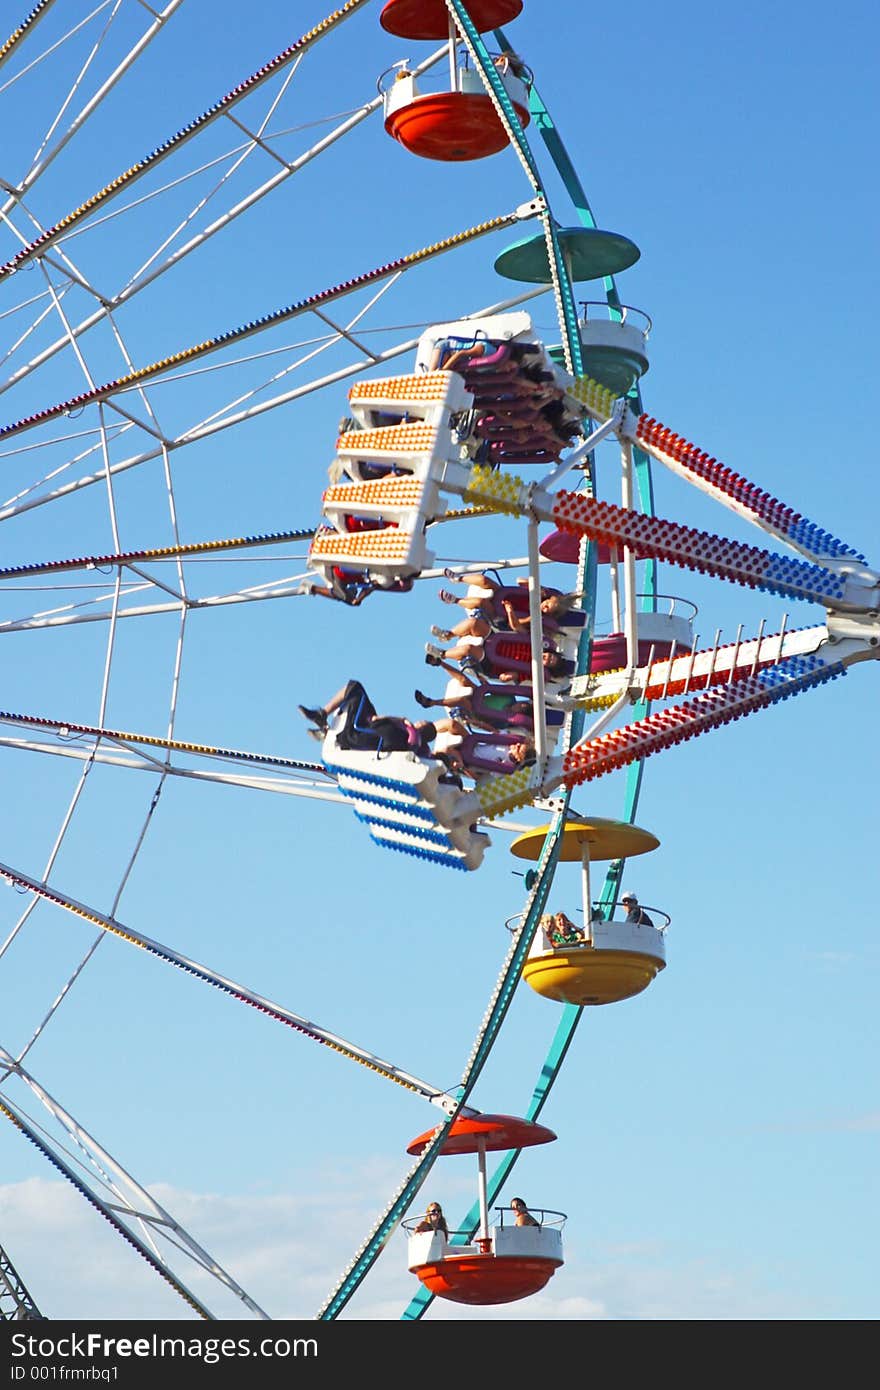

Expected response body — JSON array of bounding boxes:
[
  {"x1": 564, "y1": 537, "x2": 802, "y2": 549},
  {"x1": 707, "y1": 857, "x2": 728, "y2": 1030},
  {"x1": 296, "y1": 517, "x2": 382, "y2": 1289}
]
[
  {"x1": 0, "y1": 526, "x2": 317, "y2": 581},
  {"x1": 0, "y1": 858, "x2": 460, "y2": 1109},
  {"x1": 0, "y1": 580, "x2": 317, "y2": 631},
  {"x1": 0, "y1": 0, "x2": 382, "y2": 278},
  {"x1": 0, "y1": 739, "x2": 342, "y2": 806},
  {"x1": 0, "y1": 207, "x2": 534, "y2": 443},
  {"x1": 1, "y1": 2, "x2": 188, "y2": 215},
  {"x1": 0, "y1": 708, "x2": 334, "y2": 777},
  {"x1": 0, "y1": 542, "x2": 531, "y2": 632},
  {"x1": 0, "y1": 45, "x2": 453, "y2": 402},
  {"x1": 0, "y1": 2, "x2": 62, "y2": 72},
  {"x1": 0, "y1": 1065, "x2": 267, "y2": 1320}
]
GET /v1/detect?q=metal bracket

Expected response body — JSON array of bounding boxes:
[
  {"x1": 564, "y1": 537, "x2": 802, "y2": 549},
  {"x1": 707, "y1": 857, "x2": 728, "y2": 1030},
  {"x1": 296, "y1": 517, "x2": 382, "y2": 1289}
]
[{"x1": 515, "y1": 195, "x2": 547, "y2": 221}]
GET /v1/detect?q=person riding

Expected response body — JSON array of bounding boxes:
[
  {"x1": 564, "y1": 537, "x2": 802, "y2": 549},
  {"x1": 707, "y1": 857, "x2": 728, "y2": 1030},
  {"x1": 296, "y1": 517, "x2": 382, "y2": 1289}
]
[
  {"x1": 439, "y1": 571, "x2": 578, "y2": 630},
  {"x1": 510, "y1": 1197, "x2": 540, "y2": 1227},
  {"x1": 414, "y1": 1203, "x2": 449, "y2": 1239},
  {"x1": 621, "y1": 892, "x2": 654, "y2": 926},
  {"x1": 298, "y1": 680, "x2": 465, "y2": 761}
]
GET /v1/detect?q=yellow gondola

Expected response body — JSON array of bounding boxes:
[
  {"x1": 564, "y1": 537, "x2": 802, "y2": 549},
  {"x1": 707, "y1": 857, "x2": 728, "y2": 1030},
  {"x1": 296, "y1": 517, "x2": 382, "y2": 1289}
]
[{"x1": 510, "y1": 818, "x2": 668, "y2": 1005}]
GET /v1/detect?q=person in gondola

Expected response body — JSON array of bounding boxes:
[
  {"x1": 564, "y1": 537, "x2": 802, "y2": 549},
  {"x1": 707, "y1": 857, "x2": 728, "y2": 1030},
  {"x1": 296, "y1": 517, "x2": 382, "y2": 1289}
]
[
  {"x1": 438, "y1": 571, "x2": 578, "y2": 628},
  {"x1": 456, "y1": 731, "x2": 536, "y2": 776},
  {"x1": 621, "y1": 892, "x2": 654, "y2": 926},
  {"x1": 510, "y1": 1197, "x2": 540, "y2": 1227},
  {"x1": 415, "y1": 1203, "x2": 449, "y2": 1239},
  {"x1": 428, "y1": 336, "x2": 495, "y2": 374},
  {"x1": 425, "y1": 637, "x2": 570, "y2": 686},
  {"x1": 300, "y1": 568, "x2": 372, "y2": 606},
  {"x1": 540, "y1": 912, "x2": 584, "y2": 947},
  {"x1": 493, "y1": 51, "x2": 528, "y2": 80},
  {"x1": 413, "y1": 664, "x2": 535, "y2": 731},
  {"x1": 300, "y1": 565, "x2": 414, "y2": 607},
  {"x1": 297, "y1": 680, "x2": 467, "y2": 765}
]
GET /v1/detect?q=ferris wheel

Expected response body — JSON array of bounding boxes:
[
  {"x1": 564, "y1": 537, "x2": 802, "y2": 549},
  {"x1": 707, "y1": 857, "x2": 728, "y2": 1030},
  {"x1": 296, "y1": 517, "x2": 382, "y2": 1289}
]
[{"x1": 0, "y1": 0, "x2": 876, "y2": 1323}]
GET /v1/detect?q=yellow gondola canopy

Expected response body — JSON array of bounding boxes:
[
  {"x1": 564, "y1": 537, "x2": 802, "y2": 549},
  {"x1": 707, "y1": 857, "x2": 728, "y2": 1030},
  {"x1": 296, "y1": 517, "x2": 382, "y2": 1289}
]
[{"x1": 509, "y1": 817, "x2": 659, "y2": 862}]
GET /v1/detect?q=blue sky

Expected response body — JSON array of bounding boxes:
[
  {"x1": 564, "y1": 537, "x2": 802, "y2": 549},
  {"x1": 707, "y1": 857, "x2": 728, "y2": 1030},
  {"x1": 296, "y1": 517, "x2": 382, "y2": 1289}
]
[{"x1": 0, "y1": 0, "x2": 877, "y2": 1323}]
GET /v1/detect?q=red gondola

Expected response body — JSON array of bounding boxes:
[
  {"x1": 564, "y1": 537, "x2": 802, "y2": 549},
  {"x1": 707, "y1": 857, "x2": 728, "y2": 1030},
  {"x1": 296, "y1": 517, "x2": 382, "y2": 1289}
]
[
  {"x1": 381, "y1": 1, "x2": 531, "y2": 162},
  {"x1": 384, "y1": 86, "x2": 530, "y2": 162},
  {"x1": 404, "y1": 1112, "x2": 565, "y2": 1305}
]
